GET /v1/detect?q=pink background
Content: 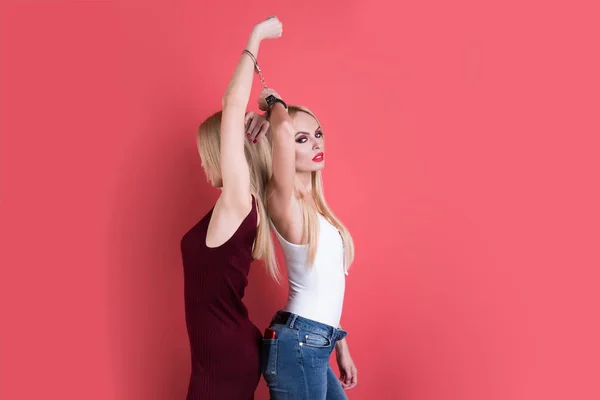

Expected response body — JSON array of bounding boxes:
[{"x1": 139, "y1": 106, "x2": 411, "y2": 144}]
[{"x1": 1, "y1": 0, "x2": 599, "y2": 399}]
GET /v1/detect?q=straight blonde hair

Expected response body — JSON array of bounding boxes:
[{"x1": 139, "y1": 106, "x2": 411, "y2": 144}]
[
  {"x1": 197, "y1": 111, "x2": 280, "y2": 281},
  {"x1": 278, "y1": 105, "x2": 355, "y2": 272}
]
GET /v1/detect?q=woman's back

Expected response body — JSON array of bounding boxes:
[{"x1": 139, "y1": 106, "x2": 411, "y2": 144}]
[{"x1": 181, "y1": 200, "x2": 261, "y2": 399}]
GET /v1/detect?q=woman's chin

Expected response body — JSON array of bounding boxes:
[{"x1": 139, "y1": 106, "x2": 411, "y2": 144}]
[{"x1": 312, "y1": 162, "x2": 325, "y2": 171}]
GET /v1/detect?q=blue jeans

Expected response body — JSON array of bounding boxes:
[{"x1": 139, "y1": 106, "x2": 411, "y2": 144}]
[{"x1": 261, "y1": 311, "x2": 349, "y2": 400}]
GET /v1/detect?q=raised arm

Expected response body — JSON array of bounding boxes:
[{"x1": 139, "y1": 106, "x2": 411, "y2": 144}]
[
  {"x1": 258, "y1": 89, "x2": 296, "y2": 210},
  {"x1": 219, "y1": 17, "x2": 282, "y2": 206}
]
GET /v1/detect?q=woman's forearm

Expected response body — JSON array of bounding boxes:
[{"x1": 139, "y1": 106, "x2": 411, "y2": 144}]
[
  {"x1": 335, "y1": 324, "x2": 350, "y2": 353},
  {"x1": 222, "y1": 29, "x2": 261, "y2": 108}
]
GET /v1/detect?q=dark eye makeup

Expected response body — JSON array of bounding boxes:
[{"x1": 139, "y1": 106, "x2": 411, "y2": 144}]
[{"x1": 295, "y1": 130, "x2": 323, "y2": 143}]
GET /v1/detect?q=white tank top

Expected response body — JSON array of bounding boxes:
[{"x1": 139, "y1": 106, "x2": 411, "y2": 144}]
[{"x1": 271, "y1": 213, "x2": 348, "y2": 328}]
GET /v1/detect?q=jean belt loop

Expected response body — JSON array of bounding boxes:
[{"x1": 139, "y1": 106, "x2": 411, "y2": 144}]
[{"x1": 289, "y1": 313, "x2": 298, "y2": 329}]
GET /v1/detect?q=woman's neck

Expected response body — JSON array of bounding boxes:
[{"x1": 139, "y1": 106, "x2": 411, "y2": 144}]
[{"x1": 296, "y1": 171, "x2": 312, "y2": 195}]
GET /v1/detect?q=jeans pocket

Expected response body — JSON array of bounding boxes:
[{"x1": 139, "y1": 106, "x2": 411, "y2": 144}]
[
  {"x1": 261, "y1": 338, "x2": 278, "y2": 379},
  {"x1": 300, "y1": 330, "x2": 331, "y2": 348}
]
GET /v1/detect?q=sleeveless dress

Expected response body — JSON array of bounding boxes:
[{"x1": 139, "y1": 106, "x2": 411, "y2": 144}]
[{"x1": 180, "y1": 199, "x2": 261, "y2": 400}]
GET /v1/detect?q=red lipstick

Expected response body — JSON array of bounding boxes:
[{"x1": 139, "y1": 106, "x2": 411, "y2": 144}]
[{"x1": 312, "y1": 152, "x2": 324, "y2": 162}]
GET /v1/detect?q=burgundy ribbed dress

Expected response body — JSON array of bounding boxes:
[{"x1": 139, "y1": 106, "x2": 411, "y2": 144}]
[{"x1": 180, "y1": 199, "x2": 262, "y2": 400}]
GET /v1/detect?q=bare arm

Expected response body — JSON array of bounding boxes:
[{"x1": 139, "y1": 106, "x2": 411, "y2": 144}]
[
  {"x1": 258, "y1": 89, "x2": 296, "y2": 211},
  {"x1": 336, "y1": 324, "x2": 358, "y2": 390},
  {"x1": 220, "y1": 18, "x2": 282, "y2": 207},
  {"x1": 335, "y1": 323, "x2": 349, "y2": 354}
]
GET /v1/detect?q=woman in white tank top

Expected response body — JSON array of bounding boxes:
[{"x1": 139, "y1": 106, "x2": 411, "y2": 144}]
[{"x1": 256, "y1": 88, "x2": 358, "y2": 399}]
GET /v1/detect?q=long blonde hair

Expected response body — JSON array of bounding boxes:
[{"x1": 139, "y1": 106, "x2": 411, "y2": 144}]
[
  {"x1": 197, "y1": 111, "x2": 280, "y2": 281},
  {"x1": 274, "y1": 105, "x2": 355, "y2": 272}
]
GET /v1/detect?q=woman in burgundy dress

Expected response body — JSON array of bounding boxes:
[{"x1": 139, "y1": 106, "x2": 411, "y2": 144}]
[{"x1": 180, "y1": 16, "x2": 282, "y2": 400}]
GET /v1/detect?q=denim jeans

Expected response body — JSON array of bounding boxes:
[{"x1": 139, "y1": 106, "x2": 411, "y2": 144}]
[{"x1": 261, "y1": 311, "x2": 349, "y2": 400}]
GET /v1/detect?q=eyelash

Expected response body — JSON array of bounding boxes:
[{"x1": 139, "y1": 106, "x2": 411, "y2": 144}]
[{"x1": 296, "y1": 131, "x2": 323, "y2": 143}]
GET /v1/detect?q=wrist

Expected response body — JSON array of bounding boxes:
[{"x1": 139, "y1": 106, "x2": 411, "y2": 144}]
[
  {"x1": 249, "y1": 28, "x2": 262, "y2": 44},
  {"x1": 245, "y1": 33, "x2": 261, "y2": 57},
  {"x1": 266, "y1": 102, "x2": 288, "y2": 124},
  {"x1": 271, "y1": 101, "x2": 287, "y2": 111},
  {"x1": 266, "y1": 94, "x2": 287, "y2": 110},
  {"x1": 335, "y1": 339, "x2": 349, "y2": 353}
]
